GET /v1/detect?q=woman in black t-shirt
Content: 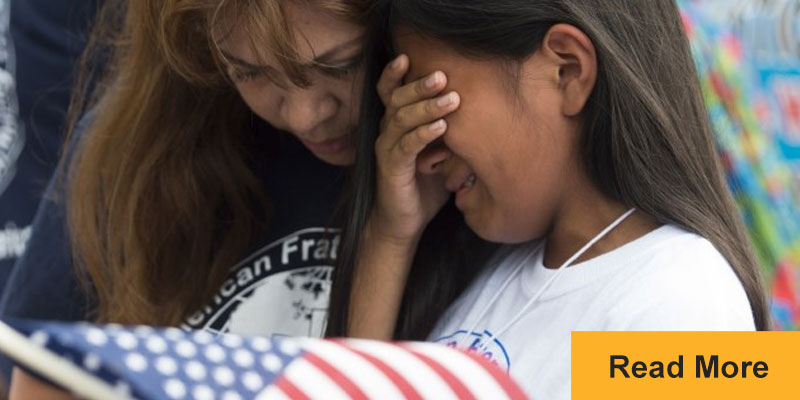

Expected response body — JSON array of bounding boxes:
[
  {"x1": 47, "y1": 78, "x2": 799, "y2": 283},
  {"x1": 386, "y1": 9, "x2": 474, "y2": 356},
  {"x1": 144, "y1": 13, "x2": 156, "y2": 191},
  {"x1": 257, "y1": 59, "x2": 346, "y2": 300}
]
[{"x1": 4, "y1": 0, "x2": 371, "y2": 397}]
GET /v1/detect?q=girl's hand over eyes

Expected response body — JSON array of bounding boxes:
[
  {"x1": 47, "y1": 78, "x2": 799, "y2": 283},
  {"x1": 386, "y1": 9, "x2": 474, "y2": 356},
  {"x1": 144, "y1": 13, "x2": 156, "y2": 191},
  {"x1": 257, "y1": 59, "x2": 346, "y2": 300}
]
[
  {"x1": 369, "y1": 54, "x2": 459, "y2": 245},
  {"x1": 347, "y1": 55, "x2": 460, "y2": 339}
]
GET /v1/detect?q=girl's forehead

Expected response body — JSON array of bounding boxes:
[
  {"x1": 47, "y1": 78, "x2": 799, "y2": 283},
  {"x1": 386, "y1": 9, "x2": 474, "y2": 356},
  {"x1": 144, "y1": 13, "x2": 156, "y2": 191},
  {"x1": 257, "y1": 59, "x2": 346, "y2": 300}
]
[
  {"x1": 395, "y1": 31, "x2": 499, "y2": 85},
  {"x1": 394, "y1": 32, "x2": 462, "y2": 82}
]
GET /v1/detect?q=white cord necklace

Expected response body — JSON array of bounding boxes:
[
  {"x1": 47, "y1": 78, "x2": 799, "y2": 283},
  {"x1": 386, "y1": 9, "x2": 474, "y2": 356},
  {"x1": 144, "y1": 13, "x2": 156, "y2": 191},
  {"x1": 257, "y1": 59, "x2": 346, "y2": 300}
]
[{"x1": 458, "y1": 208, "x2": 637, "y2": 352}]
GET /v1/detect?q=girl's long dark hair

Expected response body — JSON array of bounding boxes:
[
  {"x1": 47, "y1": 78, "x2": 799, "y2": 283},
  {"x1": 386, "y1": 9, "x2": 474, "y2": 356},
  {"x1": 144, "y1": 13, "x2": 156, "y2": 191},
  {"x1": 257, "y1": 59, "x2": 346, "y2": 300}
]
[
  {"x1": 326, "y1": 4, "x2": 498, "y2": 340},
  {"x1": 328, "y1": 0, "x2": 770, "y2": 336}
]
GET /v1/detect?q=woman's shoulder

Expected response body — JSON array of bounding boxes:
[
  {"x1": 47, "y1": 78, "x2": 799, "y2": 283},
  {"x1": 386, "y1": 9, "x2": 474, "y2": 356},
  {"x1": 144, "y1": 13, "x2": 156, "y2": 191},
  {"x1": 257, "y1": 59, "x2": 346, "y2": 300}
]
[{"x1": 61, "y1": 109, "x2": 97, "y2": 161}]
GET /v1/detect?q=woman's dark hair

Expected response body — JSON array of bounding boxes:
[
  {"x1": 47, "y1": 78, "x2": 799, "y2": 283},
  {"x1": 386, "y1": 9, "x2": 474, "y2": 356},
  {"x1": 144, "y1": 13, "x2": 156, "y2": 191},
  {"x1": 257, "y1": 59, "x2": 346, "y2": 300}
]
[{"x1": 327, "y1": 0, "x2": 770, "y2": 337}]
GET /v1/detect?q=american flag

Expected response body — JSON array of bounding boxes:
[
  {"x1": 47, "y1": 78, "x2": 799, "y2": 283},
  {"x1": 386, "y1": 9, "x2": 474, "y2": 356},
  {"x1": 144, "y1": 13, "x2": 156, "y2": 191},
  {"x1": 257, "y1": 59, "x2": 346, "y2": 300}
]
[{"x1": 3, "y1": 320, "x2": 527, "y2": 400}]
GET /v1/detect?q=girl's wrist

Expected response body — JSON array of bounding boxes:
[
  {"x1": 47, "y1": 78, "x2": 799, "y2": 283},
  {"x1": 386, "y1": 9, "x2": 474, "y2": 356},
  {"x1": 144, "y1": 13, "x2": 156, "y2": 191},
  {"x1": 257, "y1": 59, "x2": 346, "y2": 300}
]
[{"x1": 364, "y1": 213, "x2": 424, "y2": 251}]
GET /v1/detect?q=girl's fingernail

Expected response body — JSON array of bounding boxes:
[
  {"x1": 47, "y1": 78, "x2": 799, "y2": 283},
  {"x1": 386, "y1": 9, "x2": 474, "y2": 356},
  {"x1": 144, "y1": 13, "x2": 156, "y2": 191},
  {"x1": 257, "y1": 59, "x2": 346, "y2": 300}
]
[
  {"x1": 392, "y1": 55, "x2": 404, "y2": 70},
  {"x1": 430, "y1": 119, "x2": 446, "y2": 132},
  {"x1": 437, "y1": 92, "x2": 458, "y2": 107},
  {"x1": 425, "y1": 72, "x2": 442, "y2": 89}
]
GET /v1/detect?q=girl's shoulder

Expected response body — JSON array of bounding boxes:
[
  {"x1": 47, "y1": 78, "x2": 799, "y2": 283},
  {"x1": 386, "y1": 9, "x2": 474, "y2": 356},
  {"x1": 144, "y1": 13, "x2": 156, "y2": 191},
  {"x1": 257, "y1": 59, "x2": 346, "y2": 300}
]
[
  {"x1": 603, "y1": 224, "x2": 756, "y2": 330},
  {"x1": 622, "y1": 224, "x2": 741, "y2": 286}
]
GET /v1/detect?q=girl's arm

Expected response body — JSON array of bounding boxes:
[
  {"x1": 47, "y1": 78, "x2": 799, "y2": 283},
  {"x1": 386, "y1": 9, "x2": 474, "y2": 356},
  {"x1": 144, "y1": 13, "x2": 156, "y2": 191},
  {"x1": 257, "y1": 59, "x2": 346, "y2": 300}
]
[
  {"x1": 347, "y1": 222, "x2": 419, "y2": 339},
  {"x1": 346, "y1": 55, "x2": 460, "y2": 340}
]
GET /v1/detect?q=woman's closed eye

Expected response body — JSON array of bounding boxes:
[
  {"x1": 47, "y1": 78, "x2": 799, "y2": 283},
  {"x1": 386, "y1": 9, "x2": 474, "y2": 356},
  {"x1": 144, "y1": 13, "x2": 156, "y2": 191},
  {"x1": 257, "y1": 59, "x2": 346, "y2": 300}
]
[
  {"x1": 316, "y1": 54, "x2": 364, "y2": 79},
  {"x1": 229, "y1": 67, "x2": 288, "y2": 89},
  {"x1": 230, "y1": 68, "x2": 263, "y2": 82}
]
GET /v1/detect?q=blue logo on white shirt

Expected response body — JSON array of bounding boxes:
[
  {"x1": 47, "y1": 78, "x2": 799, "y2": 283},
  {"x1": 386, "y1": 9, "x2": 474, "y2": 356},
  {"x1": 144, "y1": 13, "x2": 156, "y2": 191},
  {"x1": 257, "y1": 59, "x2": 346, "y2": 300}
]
[{"x1": 434, "y1": 329, "x2": 511, "y2": 372}]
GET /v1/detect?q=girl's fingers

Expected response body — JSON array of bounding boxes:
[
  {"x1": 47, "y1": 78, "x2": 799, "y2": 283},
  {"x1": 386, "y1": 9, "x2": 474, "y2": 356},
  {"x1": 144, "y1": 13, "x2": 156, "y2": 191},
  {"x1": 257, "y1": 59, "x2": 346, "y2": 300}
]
[
  {"x1": 377, "y1": 55, "x2": 409, "y2": 105},
  {"x1": 375, "y1": 55, "x2": 458, "y2": 174},
  {"x1": 391, "y1": 119, "x2": 448, "y2": 165},
  {"x1": 385, "y1": 71, "x2": 448, "y2": 111},
  {"x1": 385, "y1": 91, "x2": 460, "y2": 145}
]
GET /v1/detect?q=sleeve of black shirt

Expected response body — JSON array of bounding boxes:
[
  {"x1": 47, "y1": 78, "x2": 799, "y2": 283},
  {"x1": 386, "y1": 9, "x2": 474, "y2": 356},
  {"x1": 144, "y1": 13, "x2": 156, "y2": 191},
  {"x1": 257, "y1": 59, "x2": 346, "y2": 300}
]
[
  {"x1": 0, "y1": 175, "x2": 89, "y2": 322},
  {"x1": 0, "y1": 113, "x2": 95, "y2": 382}
]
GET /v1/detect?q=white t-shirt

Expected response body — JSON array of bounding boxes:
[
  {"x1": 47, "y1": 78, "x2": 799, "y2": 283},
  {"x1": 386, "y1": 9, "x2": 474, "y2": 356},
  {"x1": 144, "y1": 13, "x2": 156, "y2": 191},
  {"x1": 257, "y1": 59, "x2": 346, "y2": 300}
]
[{"x1": 428, "y1": 225, "x2": 755, "y2": 400}]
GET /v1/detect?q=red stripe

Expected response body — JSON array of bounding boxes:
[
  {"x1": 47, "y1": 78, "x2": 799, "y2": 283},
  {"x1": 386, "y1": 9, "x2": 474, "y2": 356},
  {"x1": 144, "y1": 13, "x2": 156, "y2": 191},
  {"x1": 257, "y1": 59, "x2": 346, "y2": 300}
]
[
  {"x1": 304, "y1": 352, "x2": 369, "y2": 400},
  {"x1": 402, "y1": 345, "x2": 476, "y2": 400},
  {"x1": 274, "y1": 376, "x2": 311, "y2": 400},
  {"x1": 333, "y1": 341, "x2": 423, "y2": 400},
  {"x1": 460, "y1": 349, "x2": 528, "y2": 400}
]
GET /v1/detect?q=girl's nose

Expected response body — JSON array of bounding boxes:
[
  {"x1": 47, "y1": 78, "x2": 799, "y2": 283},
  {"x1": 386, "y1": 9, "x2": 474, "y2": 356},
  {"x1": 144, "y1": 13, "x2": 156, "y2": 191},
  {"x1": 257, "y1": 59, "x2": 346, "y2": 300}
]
[{"x1": 416, "y1": 144, "x2": 452, "y2": 175}]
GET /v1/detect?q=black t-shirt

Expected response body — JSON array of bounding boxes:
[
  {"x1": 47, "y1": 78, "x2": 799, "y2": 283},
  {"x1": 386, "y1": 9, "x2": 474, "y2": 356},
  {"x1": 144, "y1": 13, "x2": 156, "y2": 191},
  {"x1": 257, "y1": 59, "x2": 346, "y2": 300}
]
[
  {"x1": 0, "y1": 0, "x2": 100, "y2": 291},
  {"x1": 0, "y1": 119, "x2": 346, "y2": 374},
  {"x1": 183, "y1": 127, "x2": 345, "y2": 337}
]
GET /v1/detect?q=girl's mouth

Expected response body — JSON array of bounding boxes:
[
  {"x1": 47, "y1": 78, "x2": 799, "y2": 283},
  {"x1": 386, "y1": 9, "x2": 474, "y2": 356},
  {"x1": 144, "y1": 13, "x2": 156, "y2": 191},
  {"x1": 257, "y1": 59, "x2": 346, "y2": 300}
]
[
  {"x1": 455, "y1": 173, "x2": 477, "y2": 209},
  {"x1": 460, "y1": 174, "x2": 476, "y2": 191}
]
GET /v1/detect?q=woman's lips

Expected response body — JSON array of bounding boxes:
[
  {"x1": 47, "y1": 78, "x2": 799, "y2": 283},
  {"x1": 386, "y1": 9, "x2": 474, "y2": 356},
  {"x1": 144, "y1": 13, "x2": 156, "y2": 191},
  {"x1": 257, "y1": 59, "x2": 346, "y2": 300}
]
[{"x1": 301, "y1": 135, "x2": 352, "y2": 155}]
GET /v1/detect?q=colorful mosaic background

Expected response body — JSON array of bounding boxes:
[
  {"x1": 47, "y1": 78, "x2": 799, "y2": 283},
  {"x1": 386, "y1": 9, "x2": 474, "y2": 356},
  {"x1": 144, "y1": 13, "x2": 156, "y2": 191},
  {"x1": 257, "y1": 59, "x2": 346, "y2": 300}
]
[{"x1": 679, "y1": 0, "x2": 800, "y2": 329}]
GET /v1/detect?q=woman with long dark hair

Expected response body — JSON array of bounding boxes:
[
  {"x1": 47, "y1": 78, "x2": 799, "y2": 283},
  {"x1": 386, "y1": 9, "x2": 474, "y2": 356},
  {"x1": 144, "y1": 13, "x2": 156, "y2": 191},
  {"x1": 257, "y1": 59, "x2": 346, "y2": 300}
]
[{"x1": 328, "y1": 1, "x2": 769, "y2": 398}]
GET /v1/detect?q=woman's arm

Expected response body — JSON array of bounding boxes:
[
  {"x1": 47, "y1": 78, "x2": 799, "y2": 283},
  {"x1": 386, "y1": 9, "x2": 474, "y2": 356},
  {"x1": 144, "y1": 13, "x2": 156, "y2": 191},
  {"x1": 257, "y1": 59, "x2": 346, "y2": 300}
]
[{"x1": 9, "y1": 368, "x2": 75, "y2": 400}]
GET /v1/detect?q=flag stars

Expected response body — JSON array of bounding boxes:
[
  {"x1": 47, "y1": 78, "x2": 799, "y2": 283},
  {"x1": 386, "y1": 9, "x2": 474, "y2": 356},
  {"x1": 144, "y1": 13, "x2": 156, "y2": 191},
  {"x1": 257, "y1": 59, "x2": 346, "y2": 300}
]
[
  {"x1": 115, "y1": 332, "x2": 138, "y2": 351},
  {"x1": 164, "y1": 327, "x2": 186, "y2": 341},
  {"x1": 242, "y1": 371, "x2": 265, "y2": 392},
  {"x1": 83, "y1": 353, "x2": 101, "y2": 371},
  {"x1": 192, "y1": 384, "x2": 215, "y2": 400},
  {"x1": 124, "y1": 353, "x2": 148, "y2": 372},
  {"x1": 133, "y1": 325, "x2": 155, "y2": 337},
  {"x1": 163, "y1": 378, "x2": 187, "y2": 399},
  {"x1": 222, "y1": 334, "x2": 244, "y2": 348},
  {"x1": 250, "y1": 337, "x2": 271, "y2": 352},
  {"x1": 16, "y1": 321, "x2": 527, "y2": 400},
  {"x1": 184, "y1": 360, "x2": 207, "y2": 381},
  {"x1": 222, "y1": 391, "x2": 244, "y2": 400},
  {"x1": 261, "y1": 353, "x2": 283, "y2": 373},
  {"x1": 30, "y1": 330, "x2": 49, "y2": 346},
  {"x1": 213, "y1": 366, "x2": 235, "y2": 386},
  {"x1": 105, "y1": 323, "x2": 123, "y2": 332},
  {"x1": 278, "y1": 340, "x2": 300, "y2": 356},
  {"x1": 175, "y1": 340, "x2": 197, "y2": 358},
  {"x1": 155, "y1": 356, "x2": 178, "y2": 375},
  {"x1": 84, "y1": 328, "x2": 108, "y2": 346},
  {"x1": 192, "y1": 330, "x2": 214, "y2": 345},
  {"x1": 233, "y1": 349, "x2": 255, "y2": 368},
  {"x1": 204, "y1": 344, "x2": 226, "y2": 363},
  {"x1": 146, "y1": 336, "x2": 168, "y2": 354}
]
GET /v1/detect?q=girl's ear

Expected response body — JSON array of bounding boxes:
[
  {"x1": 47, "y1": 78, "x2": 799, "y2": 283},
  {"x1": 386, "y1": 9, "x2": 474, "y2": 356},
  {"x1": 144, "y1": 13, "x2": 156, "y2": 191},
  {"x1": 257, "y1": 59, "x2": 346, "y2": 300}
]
[{"x1": 540, "y1": 24, "x2": 598, "y2": 117}]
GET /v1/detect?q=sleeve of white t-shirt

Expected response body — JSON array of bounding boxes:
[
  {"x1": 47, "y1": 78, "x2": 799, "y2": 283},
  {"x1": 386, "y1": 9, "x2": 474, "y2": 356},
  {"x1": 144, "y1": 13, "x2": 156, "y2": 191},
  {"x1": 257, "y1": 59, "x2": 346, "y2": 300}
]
[{"x1": 603, "y1": 235, "x2": 756, "y2": 331}]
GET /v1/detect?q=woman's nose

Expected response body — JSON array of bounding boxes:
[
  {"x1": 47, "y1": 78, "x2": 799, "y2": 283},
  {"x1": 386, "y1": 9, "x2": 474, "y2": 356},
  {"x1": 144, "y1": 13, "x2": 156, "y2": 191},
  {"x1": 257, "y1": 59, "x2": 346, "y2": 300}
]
[{"x1": 281, "y1": 89, "x2": 338, "y2": 136}]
